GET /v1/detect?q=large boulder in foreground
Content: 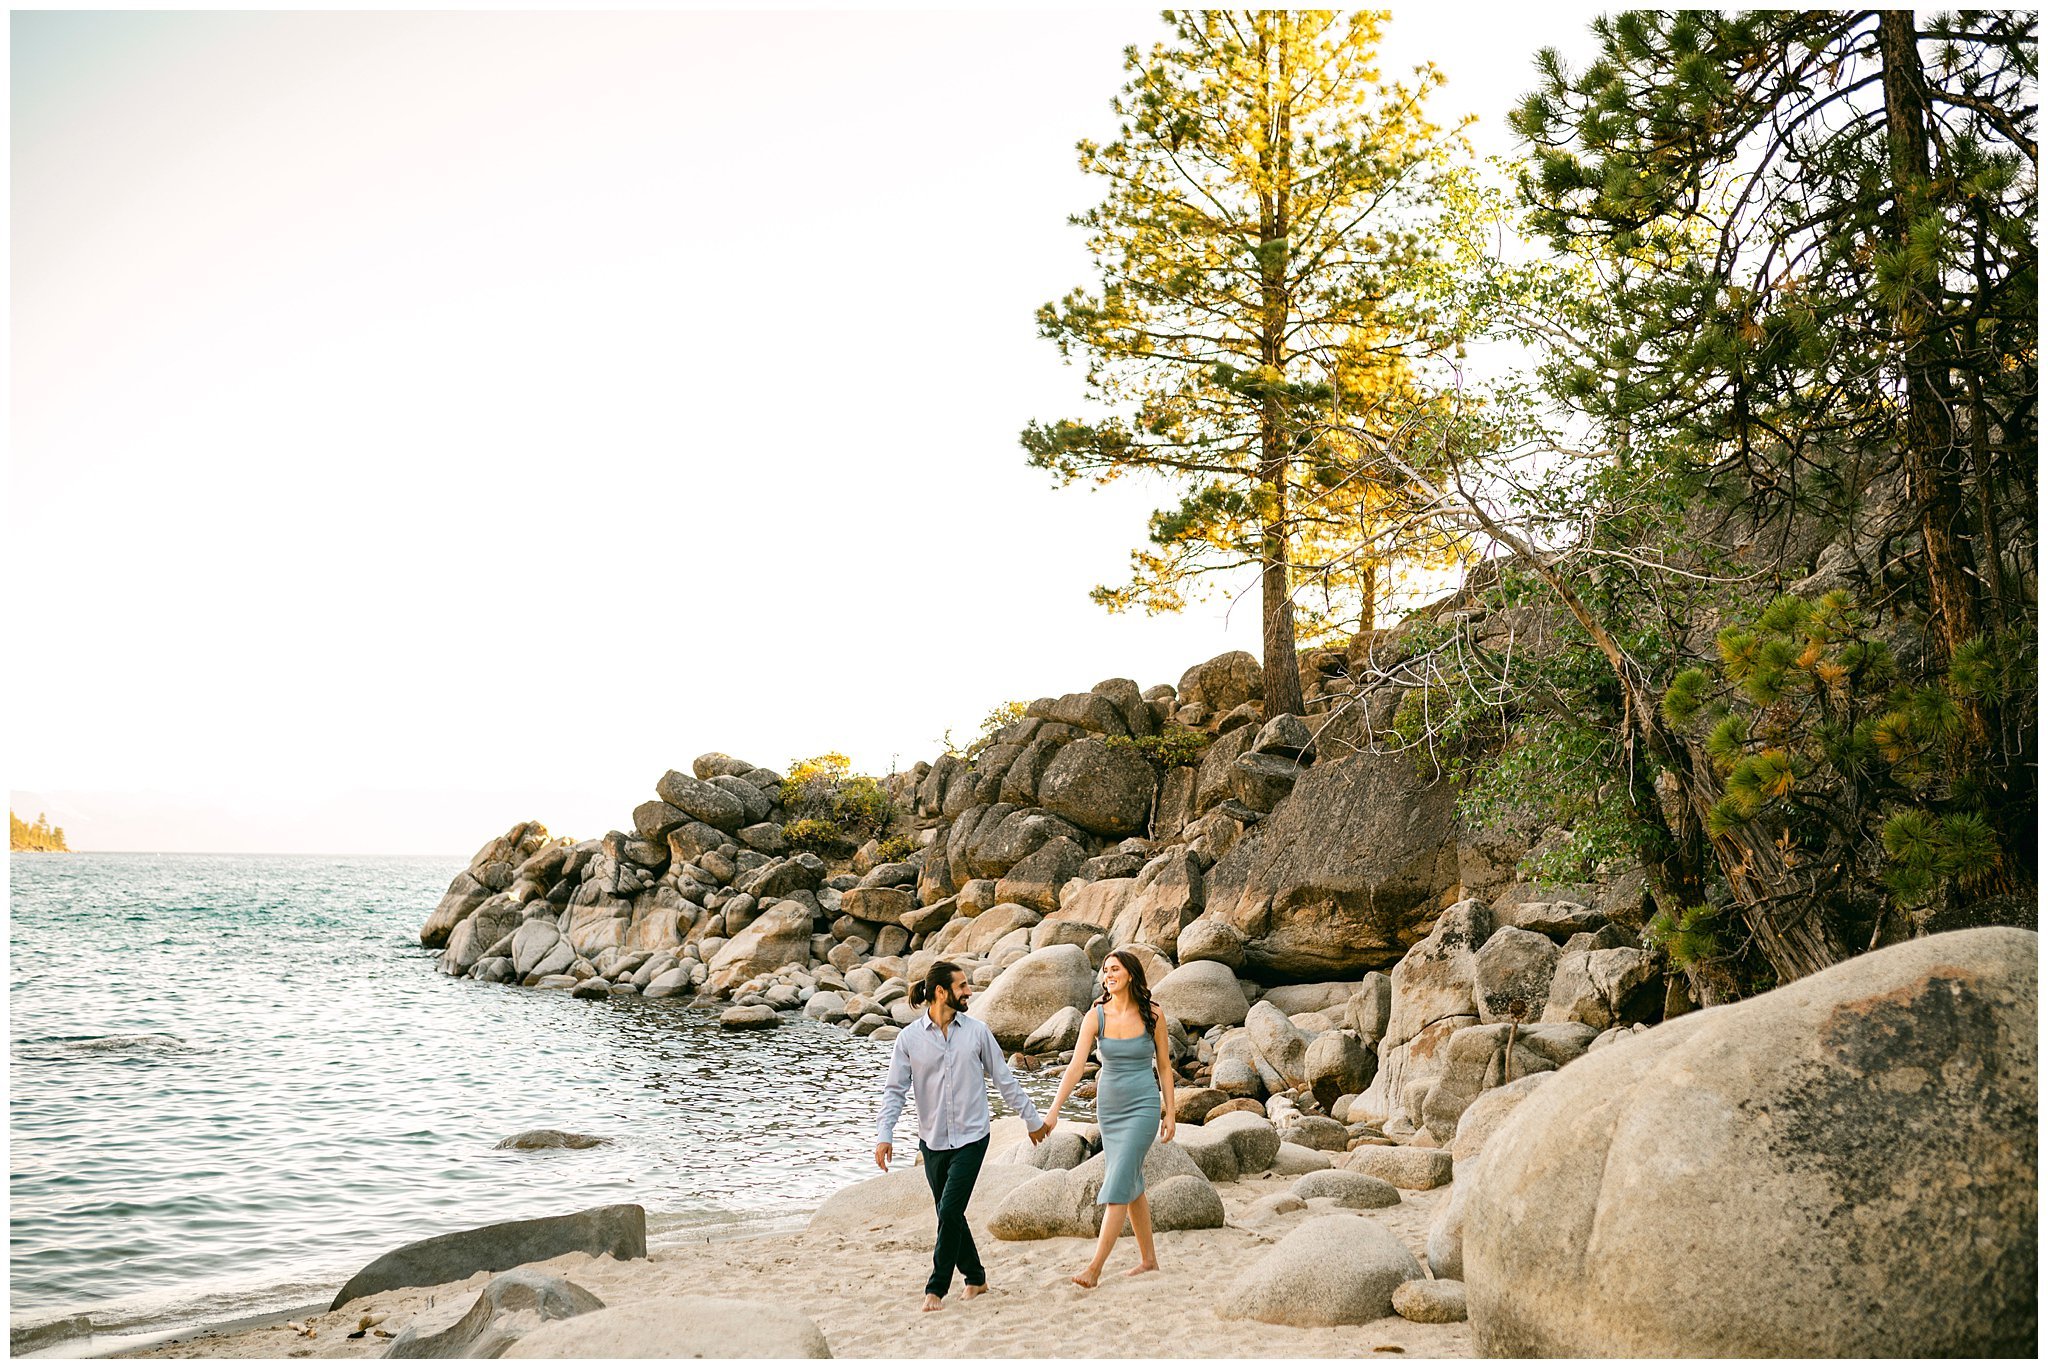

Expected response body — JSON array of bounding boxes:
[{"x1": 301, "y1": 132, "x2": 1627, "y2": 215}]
[
  {"x1": 505, "y1": 1296, "x2": 830, "y2": 1359},
  {"x1": 1220, "y1": 1213, "x2": 1423, "y2": 1326},
  {"x1": 1200, "y1": 750, "x2": 1457, "y2": 979},
  {"x1": 330, "y1": 1204, "x2": 646, "y2": 1309},
  {"x1": 970, "y1": 944, "x2": 1097, "y2": 1048},
  {"x1": 1464, "y1": 928, "x2": 2037, "y2": 1357}
]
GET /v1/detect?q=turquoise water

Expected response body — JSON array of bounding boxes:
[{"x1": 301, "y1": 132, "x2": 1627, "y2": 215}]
[{"x1": 8, "y1": 853, "x2": 998, "y2": 1345}]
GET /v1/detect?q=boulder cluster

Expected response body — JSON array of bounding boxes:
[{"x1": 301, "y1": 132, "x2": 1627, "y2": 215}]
[
  {"x1": 421, "y1": 650, "x2": 1651, "y2": 1068},
  {"x1": 415, "y1": 647, "x2": 2035, "y2": 1355},
  {"x1": 416, "y1": 652, "x2": 1692, "y2": 1194}
]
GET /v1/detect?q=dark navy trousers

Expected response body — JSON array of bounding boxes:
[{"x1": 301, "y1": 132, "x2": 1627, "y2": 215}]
[{"x1": 919, "y1": 1132, "x2": 989, "y2": 1296}]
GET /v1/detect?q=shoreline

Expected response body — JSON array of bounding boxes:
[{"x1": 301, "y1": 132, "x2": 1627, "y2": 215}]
[
  {"x1": 11, "y1": 1210, "x2": 820, "y2": 1361},
  {"x1": 66, "y1": 1120, "x2": 1470, "y2": 1360}
]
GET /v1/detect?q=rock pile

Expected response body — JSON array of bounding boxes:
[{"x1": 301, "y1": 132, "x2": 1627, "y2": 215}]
[
  {"x1": 419, "y1": 656, "x2": 1676, "y2": 1179},
  {"x1": 413, "y1": 652, "x2": 2035, "y2": 1356}
]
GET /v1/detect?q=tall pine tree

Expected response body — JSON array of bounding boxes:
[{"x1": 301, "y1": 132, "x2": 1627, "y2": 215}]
[{"x1": 1025, "y1": 10, "x2": 1468, "y2": 709}]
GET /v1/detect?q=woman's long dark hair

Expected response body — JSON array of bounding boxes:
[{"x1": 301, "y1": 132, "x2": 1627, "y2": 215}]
[{"x1": 1096, "y1": 948, "x2": 1157, "y2": 1033}]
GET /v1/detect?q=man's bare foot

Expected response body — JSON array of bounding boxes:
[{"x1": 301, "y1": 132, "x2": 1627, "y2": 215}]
[
  {"x1": 920, "y1": 1294, "x2": 943, "y2": 1312},
  {"x1": 1123, "y1": 1259, "x2": 1159, "y2": 1276},
  {"x1": 962, "y1": 1283, "x2": 989, "y2": 1300},
  {"x1": 1070, "y1": 1269, "x2": 1100, "y2": 1289}
]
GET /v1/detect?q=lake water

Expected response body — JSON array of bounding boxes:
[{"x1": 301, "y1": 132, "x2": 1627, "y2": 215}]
[{"x1": 7, "y1": 853, "x2": 1057, "y2": 1351}]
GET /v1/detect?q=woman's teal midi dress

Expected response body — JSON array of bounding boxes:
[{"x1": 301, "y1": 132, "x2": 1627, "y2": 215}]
[{"x1": 1092, "y1": 1004, "x2": 1161, "y2": 1204}]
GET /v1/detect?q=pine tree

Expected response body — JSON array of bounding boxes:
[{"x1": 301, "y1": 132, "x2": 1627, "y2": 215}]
[
  {"x1": 1511, "y1": 11, "x2": 2035, "y2": 809},
  {"x1": 1025, "y1": 10, "x2": 1469, "y2": 708}
]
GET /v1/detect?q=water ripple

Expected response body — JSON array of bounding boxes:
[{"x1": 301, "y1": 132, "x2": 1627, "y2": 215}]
[{"x1": 11, "y1": 853, "x2": 1058, "y2": 1338}]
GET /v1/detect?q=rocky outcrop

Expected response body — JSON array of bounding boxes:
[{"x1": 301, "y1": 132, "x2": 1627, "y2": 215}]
[
  {"x1": 706, "y1": 901, "x2": 815, "y2": 994},
  {"x1": 1200, "y1": 750, "x2": 1458, "y2": 979},
  {"x1": 1176, "y1": 650, "x2": 1261, "y2": 723},
  {"x1": 1036, "y1": 738, "x2": 1157, "y2": 838},
  {"x1": 1107, "y1": 848, "x2": 1204, "y2": 956},
  {"x1": 1462, "y1": 928, "x2": 2037, "y2": 1357},
  {"x1": 422, "y1": 823, "x2": 560, "y2": 949}
]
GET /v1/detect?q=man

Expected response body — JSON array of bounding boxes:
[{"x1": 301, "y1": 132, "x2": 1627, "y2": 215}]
[{"x1": 875, "y1": 960, "x2": 1052, "y2": 1311}]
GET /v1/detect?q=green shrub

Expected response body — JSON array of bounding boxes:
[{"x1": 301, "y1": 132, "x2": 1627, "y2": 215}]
[
  {"x1": 1106, "y1": 727, "x2": 1211, "y2": 768},
  {"x1": 782, "y1": 818, "x2": 852, "y2": 857},
  {"x1": 832, "y1": 776, "x2": 894, "y2": 840},
  {"x1": 1645, "y1": 901, "x2": 1732, "y2": 969},
  {"x1": 779, "y1": 752, "x2": 895, "y2": 845},
  {"x1": 1661, "y1": 591, "x2": 2028, "y2": 909},
  {"x1": 781, "y1": 752, "x2": 853, "y2": 819},
  {"x1": 874, "y1": 834, "x2": 918, "y2": 863}
]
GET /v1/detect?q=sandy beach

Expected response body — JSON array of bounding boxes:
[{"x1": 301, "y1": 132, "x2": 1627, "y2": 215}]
[{"x1": 122, "y1": 1120, "x2": 1468, "y2": 1360}]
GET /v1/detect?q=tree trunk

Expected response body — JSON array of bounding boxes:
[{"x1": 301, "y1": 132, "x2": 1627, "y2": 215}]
[
  {"x1": 1878, "y1": 11, "x2": 1984, "y2": 667},
  {"x1": 1255, "y1": 19, "x2": 1304, "y2": 717},
  {"x1": 1373, "y1": 445, "x2": 1847, "y2": 985},
  {"x1": 1674, "y1": 741, "x2": 1847, "y2": 981},
  {"x1": 1966, "y1": 342, "x2": 2008, "y2": 629}
]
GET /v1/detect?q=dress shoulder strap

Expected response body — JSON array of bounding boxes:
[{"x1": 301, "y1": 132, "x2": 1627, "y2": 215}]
[{"x1": 1095, "y1": 1003, "x2": 1106, "y2": 1036}]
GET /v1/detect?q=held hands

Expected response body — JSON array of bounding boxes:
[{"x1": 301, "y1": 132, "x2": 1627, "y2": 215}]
[
  {"x1": 874, "y1": 1142, "x2": 893, "y2": 1171},
  {"x1": 1028, "y1": 1119, "x2": 1057, "y2": 1144}
]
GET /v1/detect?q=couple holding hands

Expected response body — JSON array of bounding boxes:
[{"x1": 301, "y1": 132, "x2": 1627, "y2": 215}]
[{"x1": 873, "y1": 949, "x2": 1176, "y2": 1309}]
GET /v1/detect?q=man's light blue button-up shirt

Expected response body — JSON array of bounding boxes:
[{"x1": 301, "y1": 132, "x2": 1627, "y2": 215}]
[{"x1": 875, "y1": 1009, "x2": 1043, "y2": 1151}]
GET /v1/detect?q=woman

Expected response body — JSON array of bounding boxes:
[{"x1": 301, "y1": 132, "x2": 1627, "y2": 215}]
[{"x1": 1042, "y1": 947, "x2": 1176, "y2": 1287}]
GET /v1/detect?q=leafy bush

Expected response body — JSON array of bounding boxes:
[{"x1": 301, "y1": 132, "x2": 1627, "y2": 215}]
[
  {"x1": 1644, "y1": 900, "x2": 1735, "y2": 970},
  {"x1": 1659, "y1": 590, "x2": 2029, "y2": 910},
  {"x1": 1106, "y1": 727, "x2": 1212, "y2": 768},
  {"x1": 780, "y1": 752, "x2": 895, "y2": 845},
  {"x1": 873, "y1": 834, "x2": 919, "y2": 864},
  {"x1": 832, "y1": 776, "x2": 894, "y2": 840},
  {"x1": 781, "y1": 752, "x2": 854, "y2": 817},
  {"x1": 782, "y1": 818, "x2": 852, "y2": 857}
]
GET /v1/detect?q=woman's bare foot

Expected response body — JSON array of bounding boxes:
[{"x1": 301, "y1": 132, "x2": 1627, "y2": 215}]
[
  {"x1": 962, "y1": 1283, "x2": 988, "y2": 1300},
  {"x1": 1070, "y1": 1269, "x2": 1100, "y2": 1289},
  {"x1": 920, "y1": 1294, "x2": 943, "y2": 1312},
  {"x1": 1123, "y1": 1260, "x2": 1159, "y2": 1276}
]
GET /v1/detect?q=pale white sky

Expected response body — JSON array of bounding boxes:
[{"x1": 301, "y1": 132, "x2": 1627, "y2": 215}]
[{"x1": 8, "y1": 3, "x2": 1601, "y2": 853}]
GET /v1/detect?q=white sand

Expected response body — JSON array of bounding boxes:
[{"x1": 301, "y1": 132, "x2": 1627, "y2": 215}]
[{"x1": 126, "y1": 1123, "x2": 1469, "y2": 1360}]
